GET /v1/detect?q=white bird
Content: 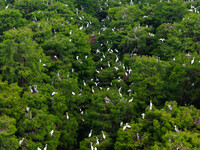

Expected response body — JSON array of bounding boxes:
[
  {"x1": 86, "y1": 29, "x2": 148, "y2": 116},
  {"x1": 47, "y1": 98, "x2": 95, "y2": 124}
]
[
  {"x1": 43, "y1": 64, "x2": 47, "y2": 66},
  {"x1": 88, "y1": 129, "x2": 92, "y2": 138},
  {"x1": 58, "y1": 73, "x2": 62, "y2": 81},
  {"x1": 123, "y1": 125, "x2": 126, "y2": 130},
  {"x1": 91, "y1": 86, "x2": 94, "y2": 93},
  {"x1": 136, "y1": 133, "x2": 140, "y2": 140},
  {"x1": 168, "y1": 104, "x2": 172, "y2": 111},
  {"x1": 70, "y1": 30, "x2": 72, "y2": 35},
  {"x1": 6, "y1": 4, "x2": 9, "y2": 9},
  {"x1": 115, "y1": 56, "x2": 119, "y2": 62},
  {"x1": 26, "y1": 107, "x2": 30, "y2": 112},
  {"x1": 19, "y1": 138, "x2": 24, "y2": 146},
  {"x1": 141, "y1": 113, "x2": 145, "y2": 119},
  {"x1": 174, "y1": 125, "x2": 180, "y2": 133},
  {"x1": 191, "y1": 57, "x2": 195, "y2": 64},
  {"x1": 29, "y1": 86, "x2": 33, "y2": 93},
  {"x1": 96, "y1": 137, "x2": 99, "y2": 145},
  {"x1": 52, "y1": 92, "x2": 58, "y2": 96},
  {"x1": 94, "y1": 147, "x2": 97, "y2": 150},
  {"x1": 96, "y1": 70, "x2": 100, "y2": 74},
  {"x1": 72, "y1": 92, "x2": 75, "y2": 95},
  {"x1": 150, "y1": 100, "x2": 152, "y2": 110},
  {"x1": 76, "y1": 56, "x2": 79, "y2": 60},
  {"x1": 159, "y1": 38, "x2": 165, "y2": 42},
  {"x1": 90, "y1": 142, "x2": 93, "y2": 150},
  {"x1": 44, "y1": 144, "x2": 47, "y2": 150},
  {"x1": 33, "y1": 85, "x2": 39, "y2": 93},
  {"x1": 83, "y1": 80, "x2": 86, "y2": 86},
  {"x1": 186, "y1": 53, "x2": 191, "y2": 57},
  {"x1": 126, "y1": 123, "x2": 131, "y2": 128},
  {"x1": 129, "y1": 97, "x2": 133, "y2": 103},
  {"x1": 66, "y1": 112, "x2": 69, "y2": 120},
  {"x1": 108, "y1": 61, "x2": 110, "y2": 67},
  {"x1": 37, "y1": 147, "x2": 42, "y2": 150},
  {"x1": 50, "y1": 130, "x2": 54, "y2": 136},
  {"x1": 102, "y1": 131, "x2": 106, "y2": 139}
]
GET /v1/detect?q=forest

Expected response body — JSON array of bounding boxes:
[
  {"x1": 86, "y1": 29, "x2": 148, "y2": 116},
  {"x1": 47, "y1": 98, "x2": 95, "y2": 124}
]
[{"x1": 0, "y1": 0, "x2": 200, "y2": 149}]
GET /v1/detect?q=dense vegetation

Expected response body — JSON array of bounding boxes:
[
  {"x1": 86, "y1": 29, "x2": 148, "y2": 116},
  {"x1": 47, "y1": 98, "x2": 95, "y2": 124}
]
[{"x1": 0, "y1": 0, "x2": 200, "y2": 149}]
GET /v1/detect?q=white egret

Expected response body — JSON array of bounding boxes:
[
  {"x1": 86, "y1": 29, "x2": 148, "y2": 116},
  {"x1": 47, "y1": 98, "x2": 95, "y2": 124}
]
[
  {"x1": 19, "y1": 138, "x2": 24, "y2": 146},
  {"x1": 96, "y1": 137, "x2": 99, "y2": 145},
  {"x1": 174, "y1": 125, "x2": 180, "y2": 133},
  {"x1": 102, "y1": 131, "x2": 106, "y2": 139},
  {"x1": 150, "y1": 100, "x2": 152, "y2": 110},
  {"x1": 191, "y1": 57, "x2": 195, "y2": 64},
  {"x1": 168, "y1": 104, "x2": 172, "y2": 111},
  {"x1": 141, "y1": 113, "x2": 145, "y2": 119},
  {"x1": 50, "y1": 130, "x2": 54, "y2": 136},
  {"x1": 66, "y1": 112, "x2": 69, "y2": 120},
  {"x1": 88, "y1": 129, "x2": 92, "y2": 138}
]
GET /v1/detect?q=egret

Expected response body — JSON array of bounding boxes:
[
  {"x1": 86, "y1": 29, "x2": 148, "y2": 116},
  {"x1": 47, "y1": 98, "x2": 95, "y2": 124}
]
[
  {"x1": 129, "y1": 97, "x2": 133, "y2": 103},
  {"x1": 92, "y1": 86, "x2": 94, "y2": 93},
  {"x1": 136, "y1": 133, "x2": 140, "y2": 140},
  {"x1": 108, "y1": 61, "x2": 110, "y2": 67},
  {"x1": 66, "y1": 112, "x2": 69, "y2": 120},
  {"x1": 50, "y1": 130, "x2": 54, "y2": 136},
  {"x1": 107, "y1": 87, "x2": 110, "y2": 91},
  {"x1": 191, "y1": 57, "x2": 195, "y2": 64},
  {"x1": 174, "y1": 125, "x2": 180, "y2": 133},
  {"x1": 52, "y1": 92, "x2": 58, "y2": 96},
  {"x1": 96, "y1": 70, "x2": 100, "y2": 74},
  {"x1": 29, "y1": 86, "x2": 33, "y2": 93},
  {"x1": 19, "y1": 138, "x2": 24, "y2": 146},
  {"x1": 33, "y1": 85, "x2": 39, "y2": 93},
  {"x1": 90, "y1": 142, "x2": 93, "y2": 150},
  {"x1": 168, "y1": 104, "x2": 172, "y2": 111},
  {"x1": 72, "y1": 92, "x2": 75, "y2": 95},
  {"x1": 5, "y1": 4, "x2": 9, "y2": 9},
  {"x1": 126, "y1": 123, "x2": 131, "y2": 128},
  {"x1": 37, "y1": 147, "x2": 41, "y2": 150},
  {"x1": 150, "y1": 100, "x2": 152, "y2": 110},
  {"x1": 96, "y1": 137, "x2": 99, "y2": 145},
  {"x1": 159, "y1": 38, "x2": 165, "y2": 42},
  {"x1": 102, "y1": 131, "x2": 106, "y2": 139},
  {"x1": 43, "y1": 64, "x2": 47, "y2": 66},
  {"x1": 44, "y1": 144, "x2": 47, "y2": 150},
  {"x1": 186, "y1": 53, "x2": 191, "y2": 57},
  {"x1": 26, "y1": 107, "x2": 30, "y2": 112},
  {"x1": 88, "y1": 129, "x2": 92, "y2": 138},
  {"x1": 58, "y1": 73, "x2": 62, "y2": 81},
  {"x1": 141, "y1": 113, "x2": 145, "y2": 119},
  {"x1": 123, "y1": 125, "x2": 126, "y2": 130},
  {"x1": 120, "y1": 122, "x2": 123, "y2": 126},
  {"x1": 83, "y1": 80, "x2": 86, "y2": 86},
  {"x1": 115, "y1": 56, "x2": 119, "y2": 62},
  {"x1": 105, "y1": 97, "x2": 111, "y2": 104},
  {"x1": 94, "y1": 147, "x2": 97, "y2": 150}
]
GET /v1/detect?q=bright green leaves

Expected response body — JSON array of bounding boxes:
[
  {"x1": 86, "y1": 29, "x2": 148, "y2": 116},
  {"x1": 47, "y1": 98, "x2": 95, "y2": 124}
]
[{"x1": 0, "y1": 9, "x2": 26, "y2": 35}]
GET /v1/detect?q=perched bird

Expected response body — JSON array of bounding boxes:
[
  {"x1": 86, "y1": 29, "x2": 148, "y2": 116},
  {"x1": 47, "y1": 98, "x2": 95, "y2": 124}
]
[
  {"x1": 174, "y1": 125, "x2": 180, "y2": 133},
  {"x1": 19, "y1": 138, "x2": 24, "y2": 146},
  {"x1": 29, "y1": 86, "x2": 33, "y2": 93},
  {"x1": 102, "y1": 131, "x2": 106, "y2": 139},
  {"x1": 191, "y1": 57, "x2": 195, "y2": 64},
  {"x1": 66, "y1": 112, "x2": 69, "y2": 120},
  {"x1": 52, "y1": 92, "x2": 58, "y2": 96},
  {"x1": 141, "y1": 113, "x2": 145, "y2": 119},
  {"x1": 44, "y1": 144, "x2": 47, "y2": 150},
  {"x1": 136, "y1": 133, "x2": 140, "y2": 140},
  {"x1": 150, "y1": 100, "x2": 152, "y2": 110},
  {"x1": 88, "y1": 129, "x2": 92, "y2": 138},
  {"x1": 72, "y1": 92, "x2": 75, "y2": 95},
  {"x1": 96, "y1": 137, "x2": 99, "y2": 145},
  {"x1": 50, "y1": 130, "x2": 54, "y2": 136},
  {"x1": 37, "y1": 147, "x2": 41, "y2": 150},
  {"x1": 90, "y1": 142, "x2": 93, "y2": 150},
  {"x1": 168, "y1": 104, "x2": 172, "y2": 111}
]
